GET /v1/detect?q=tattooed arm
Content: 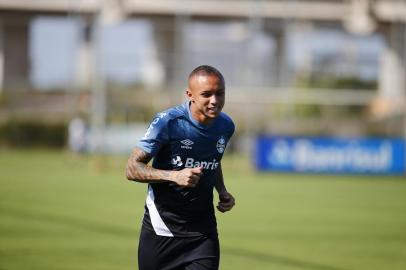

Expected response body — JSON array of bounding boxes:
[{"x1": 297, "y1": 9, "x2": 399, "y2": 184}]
[
  {"x1": 126, "y1": 147, "x2": 170, "y2": 183},
  {"x1": 126, "y1": 147, "x2": 203, "y2": 187}
]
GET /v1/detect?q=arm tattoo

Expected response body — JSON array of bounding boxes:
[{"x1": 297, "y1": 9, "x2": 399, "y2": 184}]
[{"x1": 126, "y1": 147, "x2": 172, "y2": 183}]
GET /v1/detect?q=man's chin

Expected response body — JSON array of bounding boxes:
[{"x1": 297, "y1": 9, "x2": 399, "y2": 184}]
[{"x1": 206, "y1": 111, "x2": 219, "y2": 118}]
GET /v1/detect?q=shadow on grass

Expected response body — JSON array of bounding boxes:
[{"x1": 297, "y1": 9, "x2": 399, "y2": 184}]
[
  {"x1": 0, "y1": 205, "x2": 136, "y2": 237},
  {"x1": 223, "y1": 247, "x2": 350, "y2": 270}
]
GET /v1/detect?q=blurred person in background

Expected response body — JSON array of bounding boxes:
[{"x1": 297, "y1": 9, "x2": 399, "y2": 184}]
[
  {"x1": 68, "y1": 116, "x2": 87, "y2": 153},
  {"x1": 126, "y1": 65, "x2": 235, "y2": 270}
]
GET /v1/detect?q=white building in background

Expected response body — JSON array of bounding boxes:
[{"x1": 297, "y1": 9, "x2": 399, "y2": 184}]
[
  {"x1": 30, "y1": 17, "x2": 164, "y2": 90},
  {"x1": 1, "y1": 0, "x2": 405, "y2": 96},
  {"x1": 28, "y1": 17, "x2": 385, "y2": 90},
  {"x1": 0, "y1": 0, "x2": 405, "y2": 149}
]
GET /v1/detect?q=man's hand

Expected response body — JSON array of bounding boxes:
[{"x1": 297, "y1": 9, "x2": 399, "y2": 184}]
[
  {"x1": 217, "y1": 191, "x2": 235, "y2": 213},
  {"x1": 172, "y1": 167, "x2": 203, "y2": 188}
]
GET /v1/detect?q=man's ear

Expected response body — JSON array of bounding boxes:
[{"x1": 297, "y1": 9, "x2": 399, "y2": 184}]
[{"x1": 186, "y1": 89, "x2": 194, "y2": 101}]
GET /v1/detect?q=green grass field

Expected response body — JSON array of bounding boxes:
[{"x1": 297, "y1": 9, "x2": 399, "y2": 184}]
[{"x1": 1, "y1": 149, "x2": 406, "y2": 270}]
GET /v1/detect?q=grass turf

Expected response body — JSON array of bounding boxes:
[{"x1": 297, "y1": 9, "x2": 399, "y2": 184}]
[{"x1": 0, "y1": 149, "x2": 406, "y2": 270}]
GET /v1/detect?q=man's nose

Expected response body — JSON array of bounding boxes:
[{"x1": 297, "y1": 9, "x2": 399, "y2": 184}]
[{"x1": 209, "y1": 95, "x2": 217, "y2": 104}]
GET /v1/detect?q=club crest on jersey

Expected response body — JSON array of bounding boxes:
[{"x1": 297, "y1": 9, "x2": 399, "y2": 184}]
[
  {"x1": 180, "y1": 139, "x2": 194, "y2": 150},
  {"x1": 216, "y1": 137, "x2": 227, "y2": 153}
]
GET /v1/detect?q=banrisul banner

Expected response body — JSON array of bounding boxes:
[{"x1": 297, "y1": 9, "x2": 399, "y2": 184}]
[{"x1": 255, "y1": 136, "x2": 406, "y2": 174}]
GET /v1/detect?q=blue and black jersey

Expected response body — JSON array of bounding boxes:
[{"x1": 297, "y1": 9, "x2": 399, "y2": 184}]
[{"x1": 137, "y1": 102, "x2": 235, "y2": 237}]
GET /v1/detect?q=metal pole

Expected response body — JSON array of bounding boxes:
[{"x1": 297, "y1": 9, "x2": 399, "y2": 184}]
[
  {"x1": 90, "y1": 8, "x2": 107, "y2": 152},
  {"x1": 172, "y1": 12, "x2": 189, "y2": 105},
  {"x1": 0, "y1": 20, "x2": 4, "y2": 94}
]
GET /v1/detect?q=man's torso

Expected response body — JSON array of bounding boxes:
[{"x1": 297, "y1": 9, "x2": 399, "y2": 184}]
[{"x1": 137, "y1": 102, "x2": 234, "y2": 237}]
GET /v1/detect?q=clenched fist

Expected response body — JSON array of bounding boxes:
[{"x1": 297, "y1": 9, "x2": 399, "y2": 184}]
[
  {"x1": 171, "y1": 167, "x2": 203, "y2": 188},
  {"x1": 217, "y1": 191, "x2": 235, "y2": 213}
]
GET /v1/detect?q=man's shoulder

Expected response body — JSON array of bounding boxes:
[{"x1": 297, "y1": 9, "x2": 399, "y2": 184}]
[
  {"x1": 154, "y1": 104, "x2": 187, "y2": 124},
  {"x1": 218, "y1": 111, "x2": 234, "y2": 124},
  {"x1": 139, "y1": 105, "x2": 186, "y2": 144},
  {"x1": 216, "y1": 112, "x2": 235, "y2": 133}
]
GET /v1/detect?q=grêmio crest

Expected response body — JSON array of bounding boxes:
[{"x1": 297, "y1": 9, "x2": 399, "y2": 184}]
[{"x1": 216, "y1": 136, "x2": 227, "y2": 154}]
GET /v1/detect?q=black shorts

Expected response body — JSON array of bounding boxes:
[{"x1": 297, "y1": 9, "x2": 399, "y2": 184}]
[{"x1": 138, "y1": 227, "x2": 220, "y2": 270}]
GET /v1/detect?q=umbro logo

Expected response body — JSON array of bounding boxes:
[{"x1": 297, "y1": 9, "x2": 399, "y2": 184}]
[
  {"x1": 181, "y1": 139, "x2": 194, "y2": 149},
  {"x1": 181, "y1": 139, "x2": 194, "y2": 146}
]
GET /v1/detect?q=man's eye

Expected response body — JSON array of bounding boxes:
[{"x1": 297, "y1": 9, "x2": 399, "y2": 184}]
[
  {"x1": 217, "y1": 92, "x2": 225, "y2": 96},
  {"x1": 202, "y1": 93, "x2": 211, "y2": 97}
]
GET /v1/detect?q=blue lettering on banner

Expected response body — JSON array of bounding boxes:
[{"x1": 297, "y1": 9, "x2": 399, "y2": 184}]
[{"x1": 255, "y1": 136, "x2": 406, "y2": 174}]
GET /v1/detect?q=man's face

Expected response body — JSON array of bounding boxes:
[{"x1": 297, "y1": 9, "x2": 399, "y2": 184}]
[{"x1": 187, "y1": 74, "x2": 225, "y2": 123}]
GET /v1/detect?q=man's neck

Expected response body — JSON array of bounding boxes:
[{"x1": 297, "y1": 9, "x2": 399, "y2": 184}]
[{"x1": 189, "y1": 103, "x2": 214, "y2": 125}]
